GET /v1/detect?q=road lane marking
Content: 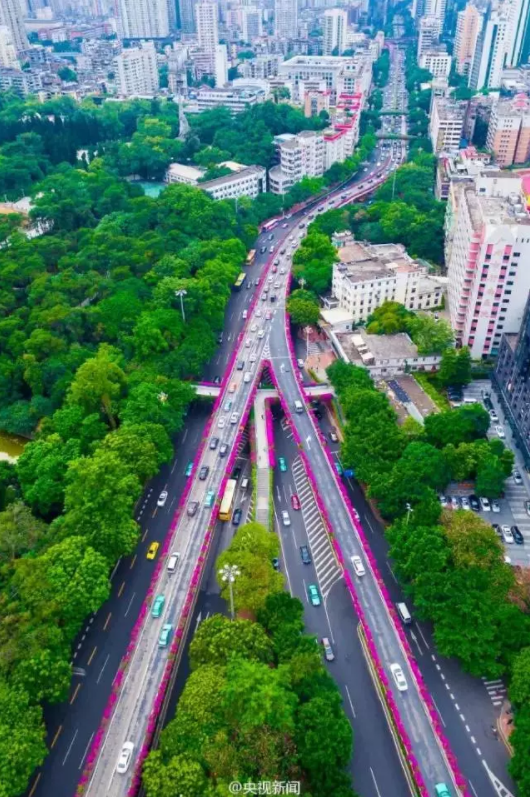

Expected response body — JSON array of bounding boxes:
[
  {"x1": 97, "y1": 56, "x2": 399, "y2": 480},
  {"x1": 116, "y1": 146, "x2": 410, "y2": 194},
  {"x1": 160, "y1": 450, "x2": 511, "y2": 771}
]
[
  {"x1": 70, "y1": 683, "x2": 81, "y2": 704},
  {"x1": 79, "y1": 732, "x2": 94, "y2": 770},
  {"x1": 87, "y1": 646, "x2": 97, "y2": 666},
  {"x1": 28, "y1": 774, "x2": 41, "y2": 797},
  {"x1": 386, "y1": 562, "x2": 397, "y2": 582},
  {"x1": 345, "y1": 685, "x2": 356, "y2": 718},
  {"x1": 416, "y1": 624, "x2": 430, "y2": 649},
  {"x1": 50, "y1": 725, "x2": 62, "y2": 749},
  {"x1": 124, "y1": 592, "x2": 136, "y2": 618},
  {"x1": 151, "y1": 507, "x2": 158, "y2": 519},
  {"x1": 141, "y1": 528, "x2": 148, "y2": 542},
  {"x1": 62, "y1": 728, "x2": 78, "y2": 765},
  {"x1": 370, "y1": 767, "x2": 383, "y2": 797},
  {"x1": 118, "y1": 581, "x2": 125, "y2": 598},
  {"x1": 96, "y1": 654, "x2": 110, "y2": 684},
  {"x1": 103, "y1": 612, "x2": 112, "y2": 631},
  {"x1": 109, "y1": 558, "x2": 121, "y2": 580},
  {"x1": 129, "y1": 554, "x2": 136, "y2": 570},
  {"x1": 431, "y1": 697, "x2": 446, "y2": 726}
]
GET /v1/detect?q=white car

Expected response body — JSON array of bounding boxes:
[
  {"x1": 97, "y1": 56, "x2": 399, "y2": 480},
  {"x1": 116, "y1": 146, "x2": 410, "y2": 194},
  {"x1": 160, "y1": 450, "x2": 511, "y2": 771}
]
[
  {"x1": 479, "y1": 496, "x2": 491, "y2": 511},
  {"x1": 256, "y1": 309, "x2": 262, "y2": 317},
  {"x1": 495, "y1": 425, "x2": 505, "y2": 439},
  {"x1": 157, "y1": 490, "x2": 168, "y2": 507},
  {"x1": 280, "y1": 267, "x2": 286, "y2": 274},
  {"x1": 250, "y1": 323, "x2": 257, "y2": 332},
  {"x1": 218, "y1": 417, "x2": 226, "y2": 429},
  {"x1": 491, "y1": 499, "x2": 501, "y2": 513},
  {"x1": 250, "y1": 352, "x2": 257, "y2": 362},
  {"x1": 297, "y1": 358, "x2": 304, "y2": 369},
  {"x1": 257, "y1": 329, "x2": 264, "y2": 339},
  {"x1": 390, "y1": 663, "x2": 408, "y2": 692},
  {"x1": 460, "y1": 496, "x2": 470, "y2": 511},
  {"x1": 116, "y1": 742, "x2": 134, "y2": 774},
  {"x1": 242, "y1": 310, "x2": 248, "y2": 319},
  {"x1": 502, "y1": 525, "x2": 514, "y2": 544},
  {"x1": 268, "y1": 276, "x2": 273, "y2": 283},
  {"x1": 351, "y1": 555, "x2": 365, "y2": 577},
  {"x1": 282, "y1": 510, "x2": 291, "y2": 526},
  {"x1": 230, "y1": 412, "x2": 239, "y2": 425},
  {"x1": 245, "y1": 338, "x2": 252, "y2": 347},
  {"x1": 513, "y1": 470, "x2": 523, "y2": 484}
]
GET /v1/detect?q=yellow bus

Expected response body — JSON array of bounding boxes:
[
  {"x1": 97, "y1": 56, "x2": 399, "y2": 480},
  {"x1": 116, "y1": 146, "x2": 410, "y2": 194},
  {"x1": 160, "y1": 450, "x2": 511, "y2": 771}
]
[
  {"x1": 219, "y1": 479, "x2": 237, "y2": 521},
  {"x1": 246, "y1": 249, "x2": 256, "y2": 267},
  {"x1": 234, "y1": 272, "x2": 247, "y2": 290}
]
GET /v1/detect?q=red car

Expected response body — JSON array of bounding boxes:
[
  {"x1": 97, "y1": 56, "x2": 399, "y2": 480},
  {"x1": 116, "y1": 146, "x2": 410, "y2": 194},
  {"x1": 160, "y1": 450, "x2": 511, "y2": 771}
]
[
  {"x1": 291, "y1": 494, "x2": 301, "y2": 510},
  {"x1": 272, "y1": 265, "x2": 278, "y2": 273}
]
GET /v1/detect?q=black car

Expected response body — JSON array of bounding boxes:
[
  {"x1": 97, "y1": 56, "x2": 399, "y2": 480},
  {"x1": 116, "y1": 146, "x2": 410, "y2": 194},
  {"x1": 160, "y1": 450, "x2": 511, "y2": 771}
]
[
  {"x1": 314, "y1": 409, "x2": 323, "y2": 420},
  {"x1": 232, "y1": 508, "x2": 243, "y2": 526},
  {"x1": 199, "y1": 465, "x2": 209, "y2": 480},
  {"x1": 270, "y1": 295, "x2": 276, "y2": 302},
  {"x1": 300, "y1": 545, "x2": 311, "y2": 564},
  {"x1": 512, "y1": 525, "x2": 524, "y2": 545},
  {"x1": 483, "y1": 396, "x2": 493, "y2": 410},
  {"x1": 469, "y1": 494, "x2": 480, "y2": 512},
  {"x1": 209, "y1": 437, "x2": 219, "y2": 450},
  {"x1": 237, "y1": 361, "x2": 244, "y2": 371},
  {"x1": 213, "y1": 375, "x2": 221, "y2": 384},
  {"x1": 260, "y1": 246, "x2": 266, "y2": 253},
  {"x1": 219, "y1": 443, "x2": 228, "y2": 457},
  {"x1": 272, "y1": 557, "x2": 280, "y2": 571},
  {"x1": 232, "y1": 466, "x2": 242, "y2": 481}
]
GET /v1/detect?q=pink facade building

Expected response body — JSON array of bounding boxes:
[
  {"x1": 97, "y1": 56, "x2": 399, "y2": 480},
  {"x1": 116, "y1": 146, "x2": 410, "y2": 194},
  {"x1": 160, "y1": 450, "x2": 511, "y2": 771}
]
[{"x1": 486, "y1": 94, "x2": 530, "y2": 167}]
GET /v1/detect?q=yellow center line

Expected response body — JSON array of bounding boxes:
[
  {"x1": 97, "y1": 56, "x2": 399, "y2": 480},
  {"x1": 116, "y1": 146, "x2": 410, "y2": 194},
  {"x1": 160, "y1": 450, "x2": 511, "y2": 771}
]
[
  {"x1": 28, "y1": 773, "x2": 41, "y2": 797},
  {"x1": 130, "y1": 554, "x2": 137, "y2": 570},
  {"x1": 50, "y1": 725, "x2": 62, "y2": 749},
  {"x1": 103, "y1": 612, "x2": 112, "y2": 631},
  {"x1": 70, "y1": 683, "x2": 82, "y2": 705},
  {"x1": 118, "y1": 581, "x2": 125, "y2": 598},
  {"x1": 87, "y1": 646, "x2": 97, "y2": 666}
]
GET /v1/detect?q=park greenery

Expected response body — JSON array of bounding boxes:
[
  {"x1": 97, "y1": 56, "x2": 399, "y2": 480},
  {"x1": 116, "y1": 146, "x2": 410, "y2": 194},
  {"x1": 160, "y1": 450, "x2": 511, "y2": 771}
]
[
  {"x1": 328, "y1": 362, "x2": 530, "y2": 794},
  {"x1": 286, "y1": 289, "x2": 321, "y2": 326},
  {"x1": 142, "y1": 523, "x2": 356, "y2": 797}
]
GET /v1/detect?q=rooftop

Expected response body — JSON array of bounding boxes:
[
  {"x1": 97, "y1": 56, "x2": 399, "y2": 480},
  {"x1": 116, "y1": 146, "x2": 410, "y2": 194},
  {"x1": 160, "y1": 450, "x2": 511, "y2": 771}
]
[
  {"x1": 334, "y1": 239, "x2": 422, "y2": 283},
  {"x1": 200, "y1": 164, "x2": 265, "y2": 190},
  {"x1": 335, "y1": 329, "x2": 425, "y2": 364}
]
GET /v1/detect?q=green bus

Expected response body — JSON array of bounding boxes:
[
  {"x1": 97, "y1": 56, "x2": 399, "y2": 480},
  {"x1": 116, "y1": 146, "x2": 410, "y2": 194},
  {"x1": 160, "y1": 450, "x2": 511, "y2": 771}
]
[{"x1": 234, "y1": 272, "x2": 247, "y2": 290}]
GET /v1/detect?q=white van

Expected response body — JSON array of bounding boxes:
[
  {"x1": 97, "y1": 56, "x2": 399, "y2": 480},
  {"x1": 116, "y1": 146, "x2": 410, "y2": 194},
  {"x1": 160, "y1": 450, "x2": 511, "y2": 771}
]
[
  {"x1": 396, "y1": 602, "x2": 412, "y2": 625},
  {"x1": 244, "y1": 371, "x2": 252, "y2": 383},
  {"x1": 241, "y1": 477, "x2": 249, "y2": 490},
  {"x1": 167, "y1": 552, "x2": 180, "y2": 573},
  {"x1": 294, "y1": 399, "x2": 304, "y2": 413}
]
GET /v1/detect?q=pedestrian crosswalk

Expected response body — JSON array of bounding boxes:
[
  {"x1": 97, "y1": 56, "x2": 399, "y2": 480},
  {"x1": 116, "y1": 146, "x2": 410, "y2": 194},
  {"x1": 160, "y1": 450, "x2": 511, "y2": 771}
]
[
  {"x1": 482, "y1": 677, "x2": 507, "y2": 708},
  {"x1": 292, "y1": 457, "x2": 342, "y2": 597}
]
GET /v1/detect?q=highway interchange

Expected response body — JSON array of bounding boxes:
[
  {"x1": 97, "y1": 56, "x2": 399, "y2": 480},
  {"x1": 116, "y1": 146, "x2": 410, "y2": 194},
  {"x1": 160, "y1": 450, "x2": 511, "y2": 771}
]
[{"x1": 26, "y1": 46, "x2": 515, "y2": 797}]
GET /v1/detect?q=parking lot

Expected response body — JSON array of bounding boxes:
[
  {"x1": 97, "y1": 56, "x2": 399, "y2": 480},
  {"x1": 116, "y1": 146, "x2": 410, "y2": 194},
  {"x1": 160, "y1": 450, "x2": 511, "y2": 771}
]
[{"x1": 457, "y1": 380, "x2": 530, "y2": 567}]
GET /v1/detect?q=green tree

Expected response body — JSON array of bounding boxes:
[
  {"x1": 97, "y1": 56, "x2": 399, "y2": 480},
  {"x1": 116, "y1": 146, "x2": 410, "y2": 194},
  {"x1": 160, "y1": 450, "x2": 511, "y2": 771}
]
[
  {"x1": 286, "y1": 289, "x2": 320, "y2": 326},
  {"x1": 475, "y1": 455, "x2": 508, "y2": 498},
  {"x1": 189, "y1": 615, "x2": 273, "y2": 669},
  {"x1": 510, "y1": 647, "x2": 530, "y2": 707},
  {"x1": 438, "y1": 346, "x2": 472, "y2": 387},
  {"x1": 67, "y1": 344, "x2": 127, "y2": 429},
  {"x1": 0, "y1": 679, "x2": 46, "y2": 797},
  {"x1": 0, "y1": 500, "x2": 47, "y2": 560},
  {"x1": 142, "y1": 752, "x2": 210, "y2": 797}
]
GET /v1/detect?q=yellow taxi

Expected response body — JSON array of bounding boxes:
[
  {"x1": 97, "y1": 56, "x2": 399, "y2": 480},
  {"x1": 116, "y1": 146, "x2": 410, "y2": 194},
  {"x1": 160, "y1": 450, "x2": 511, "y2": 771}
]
[{"x1": 146, "y1": 542, "x2": 159, "y2": 560}]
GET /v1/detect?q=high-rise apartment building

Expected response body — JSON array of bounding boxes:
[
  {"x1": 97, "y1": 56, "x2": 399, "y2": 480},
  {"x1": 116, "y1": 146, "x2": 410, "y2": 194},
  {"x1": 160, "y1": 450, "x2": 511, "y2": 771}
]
[
  {"x1": 506, "y1": 0, "x2": 530, "y2": 66},
  {"x1": 486, "y1": 94, "x2": 530, "y2": 166},
  {"x1": 115, "y1": 40, "x2": 159, "y2": 96},
  {"x1": 454, "y1": 3, "x2": 481, "y2": 75},
  {"x1": 0, "y1": 25, "x2": 18, "y2": 67},
  {"x1": 274, "y1": 0, "x2": 297, "y2": 40},
  {"x1": 447, "y1": 173, "x2": 530, "y2": 358},
  {"x1": 241, "y1": 6, "x2": 262, "y2": 41},
  {"x1": 420, "y1": 46, "x2": 452, "y2": 76},
  {"x1": 323, "y1": 9, "x2": 347, "y2": 56},
  {"x1": 118, "y1": 0, "x2": 169, "y2": 38},
  {"x1": 423, "y1": 0, "x2": 447, "y2": 29},
  {"x1": 469, "y1": 3, "x2": 511, "y2": 89},
  {"x1": 429, "y1": 96, "x2": 466, "y2": 153},
  {"x1": 269, "y1": 131, "x2": 325, "y2": 193},
  {"x1": 196, "y1": 1, "x2": 218, "y2": 72},
  {"x1": 214, "y1": 43, "x2": 227, "y2": 87},
  {"x1": 417, "y1": 15, "x2": 441, "y2": 59},
  {"x1": 0, "y1": 0, "x2": 28, "y2": 53},
  {"x1": 179, "y1": 0, "x2": 195, "y2": 33}
]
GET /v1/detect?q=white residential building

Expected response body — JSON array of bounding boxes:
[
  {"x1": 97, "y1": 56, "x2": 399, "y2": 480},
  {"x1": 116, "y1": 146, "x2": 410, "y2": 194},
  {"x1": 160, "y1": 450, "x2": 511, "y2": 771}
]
[
  {"x1": 0, "y1": 25, "x2": 18, "y2": 68},
  {"x1": 331, "y1": 232, "x2": 445, "y2": 323},
  {"x1": 0, "y1": 0, "x2": 27, "y2": 53},
  {"x1": 114, "y1": 41, "x2": 159, "y2": 97},
  {"x1": 118, "y1": 0, "x2": 169, "y2": 38},
  {"x1": 165, "y1": 163, "x2": 204, "y2": 185},
  {"x1": 329, "y1": 328, "x2": 442, "y2": 378},
  {"x1": 215, "y1": 43, "x2": 228, "y2": 87},
  {"x1": 323, "y1": 9, "x2": 348, "y2": 56},
  {"x1": 190, "y1": 87, "x2": 263, "y2": 113},
  {"x1": 200, "y1": 165, "x2": 266, "y2": 200},
  {"x1": 275, "y1": 0, "x2": 297, "y2": 39},
  {"x1": 469, "y1": 4, "x2": 511, "y2": 90},
  {"x1": 506, "y1": 0, "x2": 530, "y2": 67},
  {"x1": 196, "y1": 2, "x2": 218, "y2": 73},
  {"x1": 424, "y1": 0, "x2": 447, "y2": 29},
  {"x1": 430, "y1": 96, "x2": 466, "y2": 153},
  {"x1": 278, "y1": 54, "x2": 371, "y2": 105},
  {"x1": 446, "y1": 173, "x2": 530, "y2": 358},
  {"x1": 420, "y1": 47, "x2": 452, "y2": 77},
  {"x1": 241, "y1": 7, "x2": 262, "y2": 41},
  {"x1": 269, "y1": 130, "x2": 325, "y2": 194},
  {"x1": 417, "y1": 15, "x2": 441, "y2": 59}
]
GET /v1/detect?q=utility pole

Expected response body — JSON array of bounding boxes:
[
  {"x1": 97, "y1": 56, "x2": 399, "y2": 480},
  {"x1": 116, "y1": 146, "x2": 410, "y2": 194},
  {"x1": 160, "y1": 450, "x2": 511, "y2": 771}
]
[{"x1": 175, "y1": 289, "x2": 187, "y2": 323}]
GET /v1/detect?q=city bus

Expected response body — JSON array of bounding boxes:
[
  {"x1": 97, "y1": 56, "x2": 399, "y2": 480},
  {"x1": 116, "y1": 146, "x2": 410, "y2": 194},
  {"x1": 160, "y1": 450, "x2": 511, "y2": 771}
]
[
  {"x1": 219, "y1": 479, "x2": 237, "y2": 521},
  {"x1": 234, "y1": 272, "x2": 247, "y2": 290},
  {"x1": 246, "y1": 249, "x2": 256, "y2": 267},
  {"x1": 262, "y1": 219, "x2": 278, "y2": 233}
]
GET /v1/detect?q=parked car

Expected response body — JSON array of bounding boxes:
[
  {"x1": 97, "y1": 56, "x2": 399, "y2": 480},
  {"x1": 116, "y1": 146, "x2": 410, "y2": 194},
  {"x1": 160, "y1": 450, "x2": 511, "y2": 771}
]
[
  {"x1": 439, "y1": 494, "x2": 448, "y2": 507},
  {"x1": 272, "y1": 557, "x2": 280, "y2": 571},
  {"x1": 489, "y1": 409, "x2": 499, "y2": 422},
  {"x1": 495, "y1": 425, "x2": 505, "y2": 439},
  {"x1": 308, "y1": 584, "x2": 321, "y2": 606},
  {"x1": 450, "y1": 495, "x2": 461, "y2": 510},
  {"x1": 480, "y1": 496, "x2": 491, "y2": 511},
  {"x1": 491, "y1": 499, "x2": 501, "y2": 513},
  {"x1": 460, "y1": 496, "x2": 471, "y2": 511},
  {"x1": 157, "y1": 491, "x2": 168, "y2": 507},
  {"x1": 300, "y1": 545, "x2": 312, "y2": 564},
  {"x1": 469, "y1": 494, "x2": 480, "y2": 512},
  {"x1": 329, "y1": 430, "x2": 338, "y2": 442},
  {"x1": 390, "y1": 662, "x2": 408, "y2": 692},
  {"x1": 502, "y1": 525, "x2": 514, "y2": 544},
  {"x1": 512, "y1": 525, "x2": 524, "y2": 545}
]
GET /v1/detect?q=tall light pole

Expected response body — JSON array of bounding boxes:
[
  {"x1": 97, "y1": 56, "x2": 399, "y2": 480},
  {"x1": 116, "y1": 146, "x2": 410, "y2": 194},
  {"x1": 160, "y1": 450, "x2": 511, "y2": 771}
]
[
  {"x1": 219, "y1": 564, "x2": 240, "y2": 620},
  {"x1": 175, "y1": 289, "x2": 187, "y2": 323}
]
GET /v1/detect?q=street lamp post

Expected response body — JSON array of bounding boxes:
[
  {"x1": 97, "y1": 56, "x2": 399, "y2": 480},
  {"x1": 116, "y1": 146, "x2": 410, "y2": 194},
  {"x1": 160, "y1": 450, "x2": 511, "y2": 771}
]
[
  {"x1": 175, "y1": 289, "x2": 187, "y2": 323},
  {"x1": 405, "y1": 502, "x2": 413, "y2": 526},
  {"x1": 219, "y1": 564, "x2": 240, "y2": 620}
]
